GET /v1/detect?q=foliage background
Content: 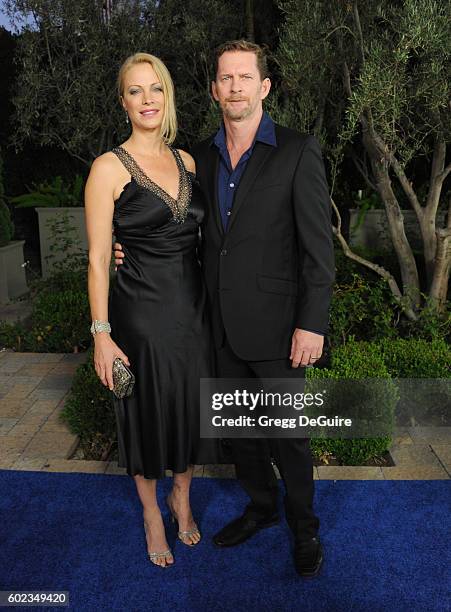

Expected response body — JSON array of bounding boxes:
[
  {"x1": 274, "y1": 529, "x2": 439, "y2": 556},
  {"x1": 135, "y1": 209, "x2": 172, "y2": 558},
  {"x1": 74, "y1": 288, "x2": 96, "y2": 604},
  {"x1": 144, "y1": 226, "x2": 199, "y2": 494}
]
[
  {"x1": 0, "y1": 1, "x2": 449, "y2": 463},
  {"x1": 1, "y1": 0, "x2": 449, "y2": 350}
]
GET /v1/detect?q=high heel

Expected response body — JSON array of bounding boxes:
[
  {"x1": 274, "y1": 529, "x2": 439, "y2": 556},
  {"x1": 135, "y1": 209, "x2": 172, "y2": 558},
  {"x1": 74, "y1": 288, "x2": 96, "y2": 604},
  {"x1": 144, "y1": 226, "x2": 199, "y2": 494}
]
[
  {"x1": 143, "y1": 521, "x2": 174, "y2": 567},
  {"x1": 166, "y1": 494, "x2": 201, "y2": 546}
]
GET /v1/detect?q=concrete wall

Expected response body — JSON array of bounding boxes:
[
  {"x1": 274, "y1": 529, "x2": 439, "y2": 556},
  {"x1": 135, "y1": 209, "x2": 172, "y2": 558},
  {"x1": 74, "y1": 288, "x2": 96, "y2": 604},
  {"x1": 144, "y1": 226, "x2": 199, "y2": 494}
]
[
  {"x1": 349, "y1": 209, "x2": 447, "y2": 252},
  {"x1": 36, "y1": 208, "x2": 88, "y2": 278},
  {"x1": 0, "y1": 240, "x2": 28, "y2": 303}
]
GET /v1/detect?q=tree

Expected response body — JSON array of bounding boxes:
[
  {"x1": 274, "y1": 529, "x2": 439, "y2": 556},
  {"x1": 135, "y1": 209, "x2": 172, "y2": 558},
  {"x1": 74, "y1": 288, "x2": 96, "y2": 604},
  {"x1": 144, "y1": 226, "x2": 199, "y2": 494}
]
[
  {"x1": 6, "y1": 0, "x2": 246, "y2": 163},
  {"x1": 5, "y1": 0, "x2": 157, "y2": 165},
  {"x1": 139, "y1": 0, "x2": 243, "y2": 148},
  {"x1": 274, "y1": 0, "x2": 450, "y2": 317}
]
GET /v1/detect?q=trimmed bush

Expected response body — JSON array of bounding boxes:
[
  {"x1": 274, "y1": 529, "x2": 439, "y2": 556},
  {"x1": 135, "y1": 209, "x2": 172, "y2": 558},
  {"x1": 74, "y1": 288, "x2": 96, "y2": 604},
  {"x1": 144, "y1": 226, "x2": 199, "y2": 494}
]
[
  {"x1": 0, "y1": 320, "x2": 27, "y2": 350},
  {"x1": 61, "y1": 349, "x2": 116, "y2": 460},
  {"x1": 332, "y1": 248, "x2": 450, "y2": 344},
  {"x1": 307, "y1": 340, "x2": 398, "y2": 465},
  {"x1": 377, "y1": 337, "x2": 450, "y2": 428},
  {"x1": 330, "y1": 274, "x2": 399, "y2": 346},
  {"x1": 377, "y1": 337, "x2": 451, "y2": 378},
  {"x1": 0, "y1": 267, "x2": 90, "y2": 353},
  {"x1": 59, "y1": 338, "x2": 448, "y2": 464},
  {"x1": 30, "y1": 285, "x2": 90, "y2": 352}
]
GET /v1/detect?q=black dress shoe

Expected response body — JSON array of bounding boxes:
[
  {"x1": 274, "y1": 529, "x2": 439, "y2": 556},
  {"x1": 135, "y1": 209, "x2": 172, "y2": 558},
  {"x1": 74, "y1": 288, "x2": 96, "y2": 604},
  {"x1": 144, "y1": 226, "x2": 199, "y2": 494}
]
[
  {"x1": 294, "y1": 536, "x2": 323, "y2": 577},
  {"x1": 213, "y1": 512, "x2": 279, "y2": 547}
]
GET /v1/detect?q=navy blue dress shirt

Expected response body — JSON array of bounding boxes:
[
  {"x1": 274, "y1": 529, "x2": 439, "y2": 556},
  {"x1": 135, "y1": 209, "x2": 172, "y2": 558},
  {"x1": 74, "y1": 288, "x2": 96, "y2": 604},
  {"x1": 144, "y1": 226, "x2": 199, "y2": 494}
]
[{"x1": 212, "y1": 111, "x2": 276, "y2": 231}]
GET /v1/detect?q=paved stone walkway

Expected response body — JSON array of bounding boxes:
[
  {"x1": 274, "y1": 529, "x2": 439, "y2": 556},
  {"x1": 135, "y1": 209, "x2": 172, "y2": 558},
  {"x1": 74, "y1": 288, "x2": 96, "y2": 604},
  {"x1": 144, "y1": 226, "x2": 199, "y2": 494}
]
[{"x1": 0, "y1": 351, "x2": 449, "y2": 479}]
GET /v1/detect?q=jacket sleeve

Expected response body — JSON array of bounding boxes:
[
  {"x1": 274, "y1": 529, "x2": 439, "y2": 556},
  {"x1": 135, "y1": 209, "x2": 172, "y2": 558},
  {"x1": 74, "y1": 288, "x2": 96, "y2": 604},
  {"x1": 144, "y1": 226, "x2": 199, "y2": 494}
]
[{"x1": 292, "y1": 135, "x2": 335, "y2": 335}]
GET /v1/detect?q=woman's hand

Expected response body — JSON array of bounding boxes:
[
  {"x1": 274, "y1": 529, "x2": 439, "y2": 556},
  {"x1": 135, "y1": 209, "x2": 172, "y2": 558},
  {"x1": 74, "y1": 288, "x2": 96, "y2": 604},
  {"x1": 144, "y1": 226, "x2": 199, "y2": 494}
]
[{"x1": 93, "y1": 333, "x2": 130, "y2": 391}]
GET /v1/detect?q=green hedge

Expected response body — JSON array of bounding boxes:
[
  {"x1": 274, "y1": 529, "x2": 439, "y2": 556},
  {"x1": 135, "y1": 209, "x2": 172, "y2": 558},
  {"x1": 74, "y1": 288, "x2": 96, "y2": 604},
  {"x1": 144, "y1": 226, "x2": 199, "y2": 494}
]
[
  {"x1": 329, "y1": 275, "x2": 450, "y2": 345},
  {"x1": 0, "y1": 267, "x2": 91, "y2": 353},
  {"x1": 305, "y1": 338, "x2": 450, "y2": 464},
  {"x1": 307, "y1": 340, "x2": 398, "y2": 465},
  {"x1": 377, "y1": 337, "x2": 450, "y2": 429},
  {"x1": 377, "y1": 337, "x2": 450, "y2": 378},
  {"x1": 61, "y1": 337, "x2": 450, "y2": 462},
  {"x1": 2, "y1": 243, "x2": 447, "y2": 353},
  {"x1": 60, "y1": 349, "x2": 116, "y2": 460},
  {"x1": 329, "y1": 274, "x2": 398, "y2": 345},
  {"x1": 331, "y1": 247, "x2": 450, "y2": 344}
]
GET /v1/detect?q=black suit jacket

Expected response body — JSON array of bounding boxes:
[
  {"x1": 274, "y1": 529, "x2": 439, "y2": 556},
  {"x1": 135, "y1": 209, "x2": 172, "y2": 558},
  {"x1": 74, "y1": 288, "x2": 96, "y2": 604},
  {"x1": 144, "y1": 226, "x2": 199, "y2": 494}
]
[{"x1": 192, "y1": 124, "x2": 335, "y2": 361}]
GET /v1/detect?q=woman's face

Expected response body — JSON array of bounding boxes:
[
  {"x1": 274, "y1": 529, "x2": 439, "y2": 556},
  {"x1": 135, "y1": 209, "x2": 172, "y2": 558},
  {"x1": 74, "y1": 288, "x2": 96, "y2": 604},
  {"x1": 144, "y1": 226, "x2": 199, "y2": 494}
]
[{"x1": 121, "y1": 62, "x2": 165, "y2": 131}]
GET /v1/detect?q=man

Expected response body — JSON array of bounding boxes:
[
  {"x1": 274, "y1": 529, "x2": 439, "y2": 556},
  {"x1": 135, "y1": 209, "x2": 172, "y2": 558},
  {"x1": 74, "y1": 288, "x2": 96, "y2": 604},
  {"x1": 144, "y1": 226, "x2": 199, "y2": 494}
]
[{"x1": 115, "y1": 40, "x2": 335, "y2": 577}]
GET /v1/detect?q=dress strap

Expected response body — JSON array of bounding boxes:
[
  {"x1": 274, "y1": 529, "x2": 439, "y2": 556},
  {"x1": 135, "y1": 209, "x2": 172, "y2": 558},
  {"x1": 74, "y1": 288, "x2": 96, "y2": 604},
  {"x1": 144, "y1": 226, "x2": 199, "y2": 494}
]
[
  {"x1": 111, "y1": 145, "x2": 192, "y2": 223},
  {"x1": 171, "y1": 147, "x2": 185, "y2": 169},
  {"x1": 112, "y1": 146, "x2": 134, "y2": 176}
]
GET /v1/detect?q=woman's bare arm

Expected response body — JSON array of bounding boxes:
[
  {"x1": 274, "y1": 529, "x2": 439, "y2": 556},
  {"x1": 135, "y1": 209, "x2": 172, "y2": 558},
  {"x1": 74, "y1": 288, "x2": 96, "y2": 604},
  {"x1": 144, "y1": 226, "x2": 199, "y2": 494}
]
[
  {"x1": 85, "y1": 155, "x2": 115, "y2": 321},
  {"x1": 85, "y1": 153, "x2": 129, "y2": 389}
]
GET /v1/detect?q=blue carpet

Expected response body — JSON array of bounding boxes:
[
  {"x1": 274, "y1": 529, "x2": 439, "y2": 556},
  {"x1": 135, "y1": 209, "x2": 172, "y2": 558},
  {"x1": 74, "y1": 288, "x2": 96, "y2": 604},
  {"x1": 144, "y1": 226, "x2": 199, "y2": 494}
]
[{"x1": 0, "y1": 470, "x2": 449, "y2": 612}]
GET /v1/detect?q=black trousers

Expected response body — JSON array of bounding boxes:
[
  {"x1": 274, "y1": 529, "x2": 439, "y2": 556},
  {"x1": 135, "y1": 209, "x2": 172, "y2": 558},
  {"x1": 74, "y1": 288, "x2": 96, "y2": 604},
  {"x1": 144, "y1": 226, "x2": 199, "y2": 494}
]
[{"x1": 214, "y1": 315, "x2": 319, "y2": 541}]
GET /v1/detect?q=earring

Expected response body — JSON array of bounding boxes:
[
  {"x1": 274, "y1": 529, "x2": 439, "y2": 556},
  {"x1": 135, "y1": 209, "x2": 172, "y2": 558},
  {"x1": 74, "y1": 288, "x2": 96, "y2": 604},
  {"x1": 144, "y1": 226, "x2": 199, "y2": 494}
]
[{"x1": 125, "y1": 112, "x2": 129, "y2": 124}]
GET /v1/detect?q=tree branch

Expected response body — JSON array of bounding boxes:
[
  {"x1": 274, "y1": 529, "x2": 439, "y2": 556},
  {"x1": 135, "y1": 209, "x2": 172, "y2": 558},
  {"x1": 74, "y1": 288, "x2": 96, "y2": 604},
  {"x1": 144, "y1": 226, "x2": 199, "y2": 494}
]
[
  {"x1": 350, "y1": 151, "x2": 377, "y2": 192},
  {"x1": 429, "y1": 226, "x2": 451, "y2": 306},
  {"x1": 447, "y1": 191, "x2": 451, "y2": 231},
  {"x1": 245, "y1": 0, "x2": 255, "y2": 41},
  {"x1": 342, "y1": 61, "x2": 352, "y2": 98},
  {"x1": 51, "y1": 132, "x2": 91, "y2": 166},
  {"x1": 352, "y1": 2, "x2": 365, "y2": 66},
  {"x1": 331, "y1": 198, "x2": 418, "y2": 320},
  {"x1": 314, "y1": 97, "x2": 326, "y2": 136},
  {"x1": 330, "y1": 9, "x2": 353, "y2": 100},
  {"x1": 324, "y1": 25, "x2": 357, "y2": 41},
  {"x1": 440, "y1": 162, "x2": 451, "y2": 183},
  {"x1": 371, "y1": 131, "x2": 423, "y2": 219},
  {"x1": 426, "y1": 136, "x2": 447, "y2": 214}
]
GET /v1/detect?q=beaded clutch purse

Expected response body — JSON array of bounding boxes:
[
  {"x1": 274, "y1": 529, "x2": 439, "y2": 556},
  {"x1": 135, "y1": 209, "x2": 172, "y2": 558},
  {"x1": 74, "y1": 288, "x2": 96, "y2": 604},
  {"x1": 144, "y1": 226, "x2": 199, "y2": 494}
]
[{"x1": 112, "y1": 358, "x2": 135, "y2": 399}]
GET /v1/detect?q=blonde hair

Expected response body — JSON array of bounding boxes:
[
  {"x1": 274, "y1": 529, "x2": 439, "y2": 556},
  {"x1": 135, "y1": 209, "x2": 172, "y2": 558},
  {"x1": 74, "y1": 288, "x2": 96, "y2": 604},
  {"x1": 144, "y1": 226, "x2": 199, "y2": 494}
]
[{"x1": 117, "y1": 52, "x2": 177, "y2": 145}]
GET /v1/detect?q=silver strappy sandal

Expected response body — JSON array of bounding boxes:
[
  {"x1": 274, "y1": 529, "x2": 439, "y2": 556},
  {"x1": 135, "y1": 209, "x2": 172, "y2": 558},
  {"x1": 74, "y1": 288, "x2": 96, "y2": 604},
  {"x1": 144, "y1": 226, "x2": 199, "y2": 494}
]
[
  {"x1": 143, "y1": 521, "x2": 174, "y2": 567},
  {"x1": 166, "y1": 495, "x2": 201, "y2": 546}
]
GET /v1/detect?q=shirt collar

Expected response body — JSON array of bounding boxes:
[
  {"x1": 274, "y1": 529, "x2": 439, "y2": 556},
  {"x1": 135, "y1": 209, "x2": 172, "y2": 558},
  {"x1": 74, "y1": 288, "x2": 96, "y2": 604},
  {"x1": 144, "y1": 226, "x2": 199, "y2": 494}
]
[{"x1": 212, "y1": 111, "x2": 277, "y2": 150}]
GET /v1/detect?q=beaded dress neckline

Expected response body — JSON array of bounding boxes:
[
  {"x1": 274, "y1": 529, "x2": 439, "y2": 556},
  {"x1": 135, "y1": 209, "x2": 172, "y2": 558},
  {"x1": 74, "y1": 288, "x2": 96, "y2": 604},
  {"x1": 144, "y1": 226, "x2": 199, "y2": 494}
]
[{"x1": 112, "y1": 145, "x2": 192, "y2": 223}]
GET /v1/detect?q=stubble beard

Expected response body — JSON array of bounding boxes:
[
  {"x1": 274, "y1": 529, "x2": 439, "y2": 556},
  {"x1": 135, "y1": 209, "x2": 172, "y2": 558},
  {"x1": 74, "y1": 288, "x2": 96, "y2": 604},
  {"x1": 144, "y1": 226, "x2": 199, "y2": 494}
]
[{"x1": 222, "y1": 100, "x2": 253, "y2": 122}]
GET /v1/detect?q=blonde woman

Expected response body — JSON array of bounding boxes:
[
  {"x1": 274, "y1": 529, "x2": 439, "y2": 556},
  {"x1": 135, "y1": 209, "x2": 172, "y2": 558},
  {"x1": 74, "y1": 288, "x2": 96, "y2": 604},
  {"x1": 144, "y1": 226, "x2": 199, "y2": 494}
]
[{"x1": 85, "y1": 53, "x2": 213, "y2": 568}]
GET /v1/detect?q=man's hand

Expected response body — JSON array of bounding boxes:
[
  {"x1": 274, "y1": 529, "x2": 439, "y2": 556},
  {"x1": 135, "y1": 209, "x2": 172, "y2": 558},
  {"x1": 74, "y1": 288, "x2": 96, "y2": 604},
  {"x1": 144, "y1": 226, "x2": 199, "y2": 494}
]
[
  {"x1": 113, "y1": 241, "x2": 125, "y2": 269},
  {"x1": 290, "y1": 329, "x2": 324, "y2": 368}
]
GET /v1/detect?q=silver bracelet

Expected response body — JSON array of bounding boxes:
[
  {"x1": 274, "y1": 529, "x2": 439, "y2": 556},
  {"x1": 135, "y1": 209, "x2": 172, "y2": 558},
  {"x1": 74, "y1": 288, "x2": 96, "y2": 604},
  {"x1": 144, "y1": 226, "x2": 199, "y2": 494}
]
[{"x1": 90, "y1": 320, "x2": 111, "y2": 335}]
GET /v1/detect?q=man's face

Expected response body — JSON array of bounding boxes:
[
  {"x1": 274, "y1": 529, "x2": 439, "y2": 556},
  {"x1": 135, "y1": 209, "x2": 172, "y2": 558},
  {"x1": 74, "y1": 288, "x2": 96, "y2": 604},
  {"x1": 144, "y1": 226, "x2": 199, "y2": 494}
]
[{"x1": 212, "y1": 50, "x2": 271, "y2": 122}]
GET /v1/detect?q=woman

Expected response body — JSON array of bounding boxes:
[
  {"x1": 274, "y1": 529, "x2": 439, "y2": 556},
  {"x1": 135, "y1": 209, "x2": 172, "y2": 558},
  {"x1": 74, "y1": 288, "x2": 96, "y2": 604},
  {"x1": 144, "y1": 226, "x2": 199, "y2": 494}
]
[{"x1": 85, "y1": 53, "x2": 213, "y2": 568}]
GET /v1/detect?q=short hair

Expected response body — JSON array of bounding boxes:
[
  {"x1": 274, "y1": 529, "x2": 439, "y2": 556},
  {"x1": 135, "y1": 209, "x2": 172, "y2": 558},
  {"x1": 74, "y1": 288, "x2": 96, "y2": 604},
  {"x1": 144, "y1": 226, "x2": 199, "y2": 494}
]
[
  {"x1": 214, "y1": 40, "x2": 269, "y2": 81},
  {"x1": 117, "y1": 52, "x2": 177, "y2": 145}
]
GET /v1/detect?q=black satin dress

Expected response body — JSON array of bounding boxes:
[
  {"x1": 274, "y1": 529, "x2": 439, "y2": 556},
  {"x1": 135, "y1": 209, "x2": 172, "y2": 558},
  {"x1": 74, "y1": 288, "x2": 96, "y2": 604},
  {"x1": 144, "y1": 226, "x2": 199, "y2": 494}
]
[{"x1": 109, "y1": 146, "x2": 215, "y2": 479}]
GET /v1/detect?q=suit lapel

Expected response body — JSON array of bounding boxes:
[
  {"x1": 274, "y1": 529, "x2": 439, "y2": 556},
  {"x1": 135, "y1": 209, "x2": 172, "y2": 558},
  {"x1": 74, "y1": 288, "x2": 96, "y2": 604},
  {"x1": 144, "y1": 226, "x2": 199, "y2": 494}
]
[
  {"x1": 205, "y1": 147, "x2": 223, "y2": 236},
  {"x1": 227, "y1": 143, "x2": 274, "y2": 233}
]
